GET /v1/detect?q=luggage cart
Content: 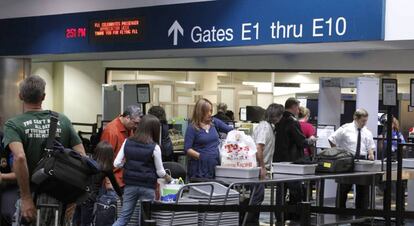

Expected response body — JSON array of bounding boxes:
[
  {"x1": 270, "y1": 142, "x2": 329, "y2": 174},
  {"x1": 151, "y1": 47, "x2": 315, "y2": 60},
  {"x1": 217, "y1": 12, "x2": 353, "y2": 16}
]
[
  {"x1": 188, "y1": 183, "x2": 239, "y2": 226},
  {"x1": 220, "y1": 183, "x2": 253, "y2": 226},
  {"x1": 171, "y1": 183, "x2": 214, "y2": 226},
  {"x1": 154, "y1": 182, "x2": 239, "y2": 226}
]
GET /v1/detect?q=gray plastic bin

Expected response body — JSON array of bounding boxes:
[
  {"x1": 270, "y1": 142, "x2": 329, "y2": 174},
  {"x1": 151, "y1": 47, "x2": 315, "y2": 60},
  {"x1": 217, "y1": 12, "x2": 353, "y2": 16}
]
[
  {"x1": 188, "y1": 182, "x2": 239, "y2": 226},
  {"x1": 354, "y1": 160, "x2": 397, "y2": 172},
  {"x1": 152, "y1": 198, "x2": 199, "y2": 226},
  {"x1": 215, "y1": 166, "x2": 260, "y2": 178},
  {"x1": 272, "y1": 162, "x2": 317, "y2": 175}
]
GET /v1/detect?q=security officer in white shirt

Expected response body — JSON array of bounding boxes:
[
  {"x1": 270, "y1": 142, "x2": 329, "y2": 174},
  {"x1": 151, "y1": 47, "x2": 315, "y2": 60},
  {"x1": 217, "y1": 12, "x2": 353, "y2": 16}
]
[{"x1": 328, "y1": 109, "x2": 375, "y2": 209}]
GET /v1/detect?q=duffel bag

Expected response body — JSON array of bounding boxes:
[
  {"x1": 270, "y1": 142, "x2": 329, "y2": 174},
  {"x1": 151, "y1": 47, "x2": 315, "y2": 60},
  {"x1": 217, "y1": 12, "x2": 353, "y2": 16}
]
[
  {"x1": 315, "y1": 148, "x2": 354, "y2": 173},
  {"x1": 31, "y1": 111, "x2": 99, "y2": 204}
]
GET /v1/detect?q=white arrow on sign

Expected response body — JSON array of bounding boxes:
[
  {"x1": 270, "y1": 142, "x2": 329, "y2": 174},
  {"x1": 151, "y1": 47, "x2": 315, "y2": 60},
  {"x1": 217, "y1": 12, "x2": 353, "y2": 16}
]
[{"x1": 168, "y1": 20, "x2": 184, "y2": 46}]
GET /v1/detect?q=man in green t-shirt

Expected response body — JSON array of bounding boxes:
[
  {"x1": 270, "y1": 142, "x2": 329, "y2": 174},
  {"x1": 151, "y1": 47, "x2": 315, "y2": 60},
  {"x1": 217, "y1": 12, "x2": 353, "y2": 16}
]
[{"x1": 3, "y1": 75, "x2": 85, "y2": 224}]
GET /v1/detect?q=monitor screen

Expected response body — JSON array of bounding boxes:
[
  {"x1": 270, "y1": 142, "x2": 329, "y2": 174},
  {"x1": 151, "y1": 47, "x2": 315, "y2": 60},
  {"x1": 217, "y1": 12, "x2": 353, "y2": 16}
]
[
  {"x1": 246, "y1": 106, "x2": 265, "y2": 122},
  {"x1": 239, "y1": 107, "x2": 247, "y2": 121}
]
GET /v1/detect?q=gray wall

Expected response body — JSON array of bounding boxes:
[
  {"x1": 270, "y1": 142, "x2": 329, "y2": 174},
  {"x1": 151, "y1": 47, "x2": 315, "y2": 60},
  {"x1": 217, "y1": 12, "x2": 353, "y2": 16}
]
[{"x1": 0, "y1": 58, "x2": 30, "y2": 125}]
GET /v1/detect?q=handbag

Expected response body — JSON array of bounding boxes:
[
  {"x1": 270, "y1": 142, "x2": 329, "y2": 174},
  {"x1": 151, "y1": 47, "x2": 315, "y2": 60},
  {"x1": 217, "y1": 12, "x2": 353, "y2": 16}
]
[
  {"x1": 31, "y1": 111, "x2": 99, "y2": 204},
  {"x1": 315, "y1": 148, "x2": 355, "y2": 173}
]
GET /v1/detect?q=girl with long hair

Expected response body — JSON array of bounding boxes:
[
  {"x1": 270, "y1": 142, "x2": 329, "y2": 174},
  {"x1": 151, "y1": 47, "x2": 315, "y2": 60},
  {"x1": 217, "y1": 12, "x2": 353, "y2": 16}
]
[{"x1": 113, "y1": 115, "x2": 171, "y2": 226}]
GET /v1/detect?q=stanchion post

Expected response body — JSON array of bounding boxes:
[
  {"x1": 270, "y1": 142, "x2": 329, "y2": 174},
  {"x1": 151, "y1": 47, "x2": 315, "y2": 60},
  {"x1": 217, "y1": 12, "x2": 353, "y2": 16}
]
[
  {"x1": 396, "y1": 143, "x2": 404, "y2": 226},
  {"x1": 141, "y1": 200, "x2": 153, "y2": 226},
  {"x1": 384, "y1": 109, "x2": 393, "y2": 226},
  {"x1": 300, "y1": 202, "x2": 311, "y2": 226}
]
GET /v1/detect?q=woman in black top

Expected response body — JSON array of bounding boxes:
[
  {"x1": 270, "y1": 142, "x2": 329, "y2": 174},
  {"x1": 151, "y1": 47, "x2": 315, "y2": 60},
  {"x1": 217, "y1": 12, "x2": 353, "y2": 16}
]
[
  {"x1": 73, "y1": 141, "x2": 122, "y2": 226},
  {"x1": 148, "y1": 106, "x2": 174, "y2": 161}
]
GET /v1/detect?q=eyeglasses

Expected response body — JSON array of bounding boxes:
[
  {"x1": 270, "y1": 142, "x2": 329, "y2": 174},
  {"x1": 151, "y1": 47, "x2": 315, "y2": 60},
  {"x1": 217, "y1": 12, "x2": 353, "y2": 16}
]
[{"x1": 129, "y1": 117, "x2": 141, "y2": 126}]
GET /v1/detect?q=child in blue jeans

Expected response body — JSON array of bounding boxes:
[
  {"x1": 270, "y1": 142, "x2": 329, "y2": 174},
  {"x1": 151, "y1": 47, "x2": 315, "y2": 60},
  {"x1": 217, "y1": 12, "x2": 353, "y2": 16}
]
[{"x1": 113, "y1": 115, "x2": 171, "y2": 226}]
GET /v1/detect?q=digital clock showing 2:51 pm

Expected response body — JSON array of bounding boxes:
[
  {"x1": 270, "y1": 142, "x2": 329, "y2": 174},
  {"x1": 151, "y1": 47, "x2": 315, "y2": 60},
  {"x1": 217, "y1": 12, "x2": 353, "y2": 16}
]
[{"x1": 89, "y1": 17, "x2": 145, "y2": 43}]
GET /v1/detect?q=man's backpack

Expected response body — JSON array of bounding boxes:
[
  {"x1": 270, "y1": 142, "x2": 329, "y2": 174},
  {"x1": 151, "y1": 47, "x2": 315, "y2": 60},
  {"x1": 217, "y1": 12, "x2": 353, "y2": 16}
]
[
  {"x1": 31, "y1": 111, "x2": 99, "y2": 204},
  {"x1": 315, "y1": 148, "x2": 355, "y2": 173}
]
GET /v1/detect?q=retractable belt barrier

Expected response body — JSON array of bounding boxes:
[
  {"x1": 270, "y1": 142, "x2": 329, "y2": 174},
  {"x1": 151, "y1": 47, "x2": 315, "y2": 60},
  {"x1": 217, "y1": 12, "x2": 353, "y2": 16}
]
[{"x1": 141, "y1": 139, "x2": 414, "y2": 226}]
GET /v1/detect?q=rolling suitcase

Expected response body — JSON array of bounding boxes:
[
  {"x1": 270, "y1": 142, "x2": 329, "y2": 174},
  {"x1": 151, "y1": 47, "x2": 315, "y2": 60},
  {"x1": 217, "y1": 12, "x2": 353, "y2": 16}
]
[
  {"x1": 36, "y1": 194, "x2": 65, "y2": 226},
  {"x1": 13, "y1": 194, "x2": 64, "y2": 226}
]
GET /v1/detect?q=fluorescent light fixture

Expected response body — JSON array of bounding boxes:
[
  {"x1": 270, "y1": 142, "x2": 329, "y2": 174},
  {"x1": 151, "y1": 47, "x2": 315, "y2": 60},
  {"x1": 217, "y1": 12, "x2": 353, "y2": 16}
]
[
  {"x1": 363, "y1": 73, "x2": 376, "y2": 76},
  {"x1": 176, "y1": 81, "x2": 196, "y2": 85},
  {"x1": 298, "y1": 72, "x2": 311, "y2": 75},
  {"x1": 217, "y1": 72, "x2": 228, "y2": 76}
]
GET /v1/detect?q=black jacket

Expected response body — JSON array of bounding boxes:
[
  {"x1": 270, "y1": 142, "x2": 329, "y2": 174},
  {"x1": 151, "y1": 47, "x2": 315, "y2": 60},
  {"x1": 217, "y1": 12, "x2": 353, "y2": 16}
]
[
  {"x1": 273, "y1": 111, "x2": 306, "y2": 162},
  {"x1": 213, "y1": 112, "x2": 231, "y2": 122},
  {"x1": 161, "y1": 123, "x2": 173, "y2": 161}
]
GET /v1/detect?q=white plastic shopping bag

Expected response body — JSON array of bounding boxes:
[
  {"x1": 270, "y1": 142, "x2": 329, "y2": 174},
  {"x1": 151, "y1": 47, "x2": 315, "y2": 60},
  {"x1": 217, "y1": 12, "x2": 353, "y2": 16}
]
[
  {"x1": 220, "y1": 130, "x2": 257, "y2": 168},
  {"x1": 155, "y1": 178, "x2": 184, "y2": 202}
]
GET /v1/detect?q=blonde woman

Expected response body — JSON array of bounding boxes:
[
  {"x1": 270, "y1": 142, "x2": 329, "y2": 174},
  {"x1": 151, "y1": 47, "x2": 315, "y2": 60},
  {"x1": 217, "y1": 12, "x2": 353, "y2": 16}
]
[
  {"x1": 184, "y1": 98, "x2": 233, "y2": 180},
  {"x1": 298, "y1": 107, "x2": 316, "y2": 158}
]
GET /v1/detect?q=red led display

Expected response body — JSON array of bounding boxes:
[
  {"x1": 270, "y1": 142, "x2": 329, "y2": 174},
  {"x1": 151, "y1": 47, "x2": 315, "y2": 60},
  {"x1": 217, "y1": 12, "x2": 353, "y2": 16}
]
[
  {"x1": 66, "y1": 28, "x2": 87, "y2": 39},
  {"x1": 89, "y1": 18, "x2": 144, "y2": 43}
]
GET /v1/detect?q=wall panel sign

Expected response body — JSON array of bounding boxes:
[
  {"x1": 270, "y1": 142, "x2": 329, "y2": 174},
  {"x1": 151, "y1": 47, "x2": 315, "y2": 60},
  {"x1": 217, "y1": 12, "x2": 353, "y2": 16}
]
[
  {"x1": 136, "y1": 84, "x2": 150, "y2": 104},
  {"x1": 0, "y1": 0, "x2": 385, "y2": 56},
  {"x1": 382, "y1": 79, "x2": 398, "y2": 107}
]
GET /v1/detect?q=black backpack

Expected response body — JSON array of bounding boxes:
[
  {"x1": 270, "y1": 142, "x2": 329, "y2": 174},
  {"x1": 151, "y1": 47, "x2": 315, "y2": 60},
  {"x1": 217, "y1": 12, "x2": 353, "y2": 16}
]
[
  {"x1": 315, "y1": 148, "x2": 355, "y2": 173},
  {"x1": 31, "y1": 111, "x2": 100, "y2": 204}
]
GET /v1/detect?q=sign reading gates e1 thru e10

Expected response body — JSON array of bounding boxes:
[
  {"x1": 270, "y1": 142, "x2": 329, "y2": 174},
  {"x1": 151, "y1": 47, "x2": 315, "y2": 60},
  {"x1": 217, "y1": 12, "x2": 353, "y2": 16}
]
[{"x1": 0, "y1": 0, "x2": 385, "y2": 56}]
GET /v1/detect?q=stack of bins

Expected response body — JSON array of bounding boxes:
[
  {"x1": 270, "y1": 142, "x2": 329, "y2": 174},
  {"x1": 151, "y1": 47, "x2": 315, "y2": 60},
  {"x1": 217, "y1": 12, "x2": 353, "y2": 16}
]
[
  {"x1": 152, "y1": 198, "x2": 199, "y2": 226},
  {"x1": 189, "y1": 183, "x2": 239, "y2": 226}
]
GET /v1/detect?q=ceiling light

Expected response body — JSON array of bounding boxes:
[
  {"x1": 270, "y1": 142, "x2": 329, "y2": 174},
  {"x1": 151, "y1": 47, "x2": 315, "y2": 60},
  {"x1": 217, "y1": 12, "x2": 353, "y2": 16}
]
[
  {"x1": 217, "y1": 72, "x2": 228, "y2": 76},
  {"x1": 176, "y1": 81, "x2": 196, "y2": 85}
]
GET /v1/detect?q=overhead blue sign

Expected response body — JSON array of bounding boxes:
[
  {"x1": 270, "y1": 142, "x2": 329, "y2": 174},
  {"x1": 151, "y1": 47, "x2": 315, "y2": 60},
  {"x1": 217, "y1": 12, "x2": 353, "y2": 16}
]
[{"x1": 0, "y1": 0, "x2": 385, "y2": 56}]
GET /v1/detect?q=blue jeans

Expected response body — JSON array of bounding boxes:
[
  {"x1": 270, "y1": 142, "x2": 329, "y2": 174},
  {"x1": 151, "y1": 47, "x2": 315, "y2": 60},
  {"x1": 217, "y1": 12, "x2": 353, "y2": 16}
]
[
  {"x1": 1, "y1": 185, "x2": 18, "y2": 225},
  {"x1": 113, "y1": 185, "x2": 154, "y2": 226}
]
